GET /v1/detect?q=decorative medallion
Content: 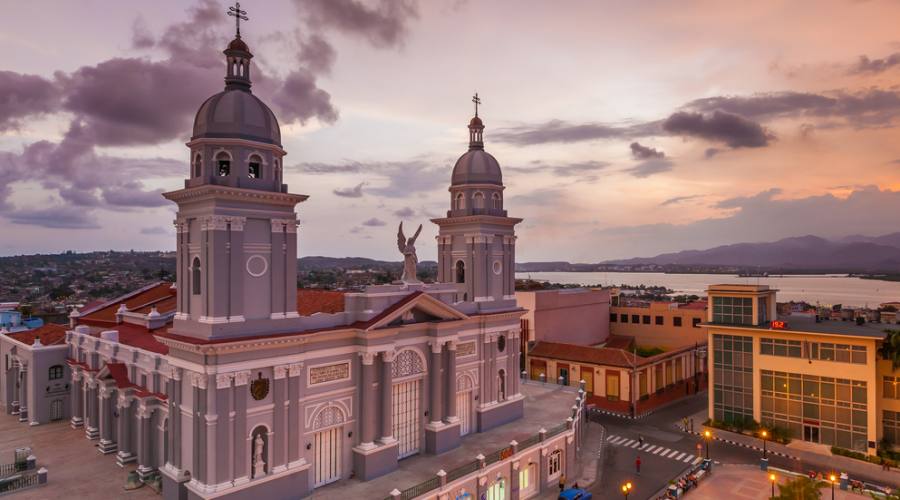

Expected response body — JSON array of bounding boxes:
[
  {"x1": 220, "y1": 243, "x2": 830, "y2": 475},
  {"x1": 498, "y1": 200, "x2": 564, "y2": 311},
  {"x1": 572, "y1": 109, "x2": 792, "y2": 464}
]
[
  {"x1": 250, "y1": 373, "x2": 270, "y2": 401},
  {"x1": 246, "y1": 254, "x2": 269, "y2": 277}
]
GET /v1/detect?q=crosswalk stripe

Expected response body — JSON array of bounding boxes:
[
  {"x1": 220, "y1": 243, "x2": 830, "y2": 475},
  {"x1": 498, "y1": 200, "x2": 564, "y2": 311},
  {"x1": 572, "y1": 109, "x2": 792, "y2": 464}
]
[
  {"x1": 692, "y1": 457, "x2": 703, "y2": 465},
  {"x1": 667, "y1": 450, "x2": 680, "y2": 458},
  {"x1": 682, "y1": 454, "x2": 694, "y2": 463},
  {"x1": 621, "y1": 439, "x2": 635, "y2": 447},
  {"x1": 646, "y1": 445, "x2": 659, "y2": 453},
  {"x1": 612, "y1": 437, "x2": 628, "y2": 445},
  {"x1": 629, "y1": 441, "x2": 641, "y2": 448},
  {"x1": 607, "y1": 435, "x2": 616, "y2": 442},
  {"x1": 654, "y1": 447, "x2": 666, "y2": 455},
  {"x1": 675, "y1": 452, "x2": 686, "y2": 461}
]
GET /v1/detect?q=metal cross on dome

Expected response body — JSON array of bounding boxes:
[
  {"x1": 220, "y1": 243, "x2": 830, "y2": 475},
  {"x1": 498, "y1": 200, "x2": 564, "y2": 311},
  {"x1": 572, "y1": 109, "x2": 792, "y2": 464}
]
[
  {"x1": 472, "y1": 92, "x2": 481, "y2": 117},
  {"x1": 228, "y1": 2, "x2": 249, "y2": 38}
]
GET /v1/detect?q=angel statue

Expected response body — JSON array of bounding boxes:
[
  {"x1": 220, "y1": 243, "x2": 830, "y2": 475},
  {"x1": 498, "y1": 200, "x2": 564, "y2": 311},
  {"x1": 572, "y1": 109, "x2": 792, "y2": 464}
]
[{"x1": 397, "y1": 222, "x2": 423, "y2": 283}]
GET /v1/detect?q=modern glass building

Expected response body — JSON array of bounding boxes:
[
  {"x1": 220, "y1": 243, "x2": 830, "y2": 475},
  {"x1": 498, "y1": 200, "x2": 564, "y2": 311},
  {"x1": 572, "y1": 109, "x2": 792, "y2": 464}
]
[{"x1": 705, "y1": 284, "x2": 895, "y2": 455}]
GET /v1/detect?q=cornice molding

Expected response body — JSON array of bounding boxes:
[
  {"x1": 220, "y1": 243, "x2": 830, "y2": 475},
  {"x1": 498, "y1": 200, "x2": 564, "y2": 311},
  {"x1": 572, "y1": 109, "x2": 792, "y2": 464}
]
[{"x1": 162, "y1": 184, "x2": 308, "y2": 207}]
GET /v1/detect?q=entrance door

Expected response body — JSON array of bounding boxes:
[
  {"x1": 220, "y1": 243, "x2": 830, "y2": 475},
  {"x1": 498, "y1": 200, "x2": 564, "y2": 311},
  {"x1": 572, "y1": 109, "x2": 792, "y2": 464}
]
[
  {"x1": 803, "y1": 425, "x2": 820, "y2": 443},
  {"x1": 393, "y1": 380, "x2": 421, "y2": 458},
  {"x1": 606, "y1": 371, "x2": 620, "y2": 401},
  {"x1": 313, "y1": 426, "x2": 342, "y2": 487},
  {"x1": 49, "y1": 399, "x2": 63, "y2": 421},
  {"x1": 558, "y1": 365, "x2": 569, "y2": 386},
  {"x1": 457, "y1": 390, "x2": 472, "y2": 436},
  {"x1": 581, "y1": 366, "x2": 594, "y2": 395}
]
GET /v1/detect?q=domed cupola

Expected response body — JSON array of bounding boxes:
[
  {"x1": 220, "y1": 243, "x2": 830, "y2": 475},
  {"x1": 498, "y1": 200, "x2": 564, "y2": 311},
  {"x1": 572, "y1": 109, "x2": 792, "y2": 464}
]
[
  {"x1": 447, "y1": 94, "x2": 506, "y2": 216},
  {"x1": 183, "y1": 5, "x2": 287, "y2": 193}
]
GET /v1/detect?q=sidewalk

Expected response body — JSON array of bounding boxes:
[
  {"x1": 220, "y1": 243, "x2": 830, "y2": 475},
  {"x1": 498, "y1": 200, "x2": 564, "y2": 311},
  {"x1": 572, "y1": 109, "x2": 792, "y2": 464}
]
[
  {"x1": 687, "y1": 411, "x2": 900, "y2": 488},
  {"x1": 688, "y1": 464, "x2": 869, "y2": 500},
  {"x1": 536, "y1": 419, "x2": 607, "y2": 499}
]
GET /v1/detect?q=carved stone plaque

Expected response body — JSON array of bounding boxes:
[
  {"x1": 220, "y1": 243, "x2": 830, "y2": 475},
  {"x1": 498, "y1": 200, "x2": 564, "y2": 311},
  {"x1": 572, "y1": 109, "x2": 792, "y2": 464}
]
[
  {"x1": 456, "y1": 342, "x2": 476, "y2": 358},
  {"x1": 309, "y1": 362, "x2": 350, "y2": 385}
]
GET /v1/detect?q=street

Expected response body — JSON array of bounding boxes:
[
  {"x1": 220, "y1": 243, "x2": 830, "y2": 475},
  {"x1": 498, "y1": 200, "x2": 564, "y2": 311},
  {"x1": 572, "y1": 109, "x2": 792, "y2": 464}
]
[{"x1": 584, "y1": 394, "x2": 899, "y2": 500}]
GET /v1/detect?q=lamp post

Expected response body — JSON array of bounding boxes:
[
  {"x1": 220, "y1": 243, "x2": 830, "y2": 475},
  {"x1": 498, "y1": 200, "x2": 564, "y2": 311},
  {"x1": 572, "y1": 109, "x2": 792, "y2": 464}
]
[
  {"x1": 769, "y1": 473, "x2": 776, "y2": 499},
  {"x1": 760, "y1": 429, "x2": 768, "y2": 459},
  {"x1": 621, "y1": 481, "x2": 633, "y2": 500},
  {"x1": 829, "y1": 473, "x2": 837, "y2": 500},
  {"x1": 703, "y1": 430, "x2": 712, "y2": 459}
]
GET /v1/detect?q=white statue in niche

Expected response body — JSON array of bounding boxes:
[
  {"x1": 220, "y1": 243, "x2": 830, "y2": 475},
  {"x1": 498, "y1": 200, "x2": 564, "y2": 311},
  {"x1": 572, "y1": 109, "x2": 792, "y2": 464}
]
[{"x1": 253, "y1": 434, "x2": 266, "y2": 478}]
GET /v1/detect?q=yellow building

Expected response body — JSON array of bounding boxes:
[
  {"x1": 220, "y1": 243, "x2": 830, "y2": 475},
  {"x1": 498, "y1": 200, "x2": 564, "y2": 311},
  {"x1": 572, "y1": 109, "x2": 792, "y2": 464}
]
[
  {"x1": 705, "y1": 284, "x2": 898, "y2": 456},
  {"x1": 610, "y1": 300, "x2": 708, "y2": 349}
]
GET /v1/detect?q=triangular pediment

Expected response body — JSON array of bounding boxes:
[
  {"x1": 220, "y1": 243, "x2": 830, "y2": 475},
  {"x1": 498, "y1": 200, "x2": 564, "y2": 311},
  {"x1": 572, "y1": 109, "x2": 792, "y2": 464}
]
[{"x1": 367, "y1": 293, "x2": 469, "y2": 330}]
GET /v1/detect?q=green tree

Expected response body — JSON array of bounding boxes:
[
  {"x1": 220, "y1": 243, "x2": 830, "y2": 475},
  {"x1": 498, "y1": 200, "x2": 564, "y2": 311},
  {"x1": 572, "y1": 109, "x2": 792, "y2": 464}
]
[
  {"x1": 773, "y1": 476, "x2": 820, "y2": 500},
  {"x1": 881, "y1": 329, "x2": 900, "y2": 369}
]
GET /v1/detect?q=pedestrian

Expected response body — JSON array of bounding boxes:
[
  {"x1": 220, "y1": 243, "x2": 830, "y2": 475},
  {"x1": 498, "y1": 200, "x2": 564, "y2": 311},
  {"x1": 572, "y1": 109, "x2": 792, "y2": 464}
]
[
  {"x1": 559, "y1": 473, "x2": 566, "y2": 492},
  {"x1": 683, "y1": 417, "x2": 688, "y2": 432},
  {"x1": 638, "y1": 435, "x2": 644, "y2": 447},
  {"x1": 636, "y1": 456, "x2": 642, "y2": 475}
]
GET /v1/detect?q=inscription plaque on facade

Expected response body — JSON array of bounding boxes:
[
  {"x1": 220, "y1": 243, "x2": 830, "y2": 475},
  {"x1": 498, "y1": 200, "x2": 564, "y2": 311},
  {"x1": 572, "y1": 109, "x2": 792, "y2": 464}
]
[
  {"x1": 456, "y1": 342, "x2": 476, "y2": 357},
  {"x1": 309, "y1": 363, "x2": 350, "y2": 385}
]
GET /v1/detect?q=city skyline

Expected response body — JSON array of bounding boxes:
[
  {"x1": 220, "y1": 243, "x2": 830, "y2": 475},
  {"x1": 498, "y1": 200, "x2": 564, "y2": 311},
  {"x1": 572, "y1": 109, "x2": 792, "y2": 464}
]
[{"x1": 3, "y1": 0, "x2": 900, "y2": 261}]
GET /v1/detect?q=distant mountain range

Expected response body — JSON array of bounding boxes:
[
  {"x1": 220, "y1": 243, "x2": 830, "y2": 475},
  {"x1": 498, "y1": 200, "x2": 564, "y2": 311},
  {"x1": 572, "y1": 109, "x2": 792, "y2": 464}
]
[
  {"x1": 602, "y1": 233, "x2": 900, "y2": 272},
  {"x1": 298, "y1": 256, "x2": 437, "y2": 271}
]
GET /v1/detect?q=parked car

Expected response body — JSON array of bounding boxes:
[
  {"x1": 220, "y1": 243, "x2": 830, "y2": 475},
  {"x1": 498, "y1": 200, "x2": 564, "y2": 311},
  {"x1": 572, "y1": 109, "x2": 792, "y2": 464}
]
[{"x1": 559, "y1": 486, "x2": 592, "y2": 500}]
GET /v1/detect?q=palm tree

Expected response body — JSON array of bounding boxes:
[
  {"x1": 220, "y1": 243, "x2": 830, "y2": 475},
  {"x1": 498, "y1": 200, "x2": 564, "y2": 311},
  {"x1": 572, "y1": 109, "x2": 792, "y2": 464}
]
[
  {"x1": 773, "y1": 476, "x2": 821, "y2": 500},
  {"x1": 881, "y1": 329, "x2": 900, "y2": 369}
]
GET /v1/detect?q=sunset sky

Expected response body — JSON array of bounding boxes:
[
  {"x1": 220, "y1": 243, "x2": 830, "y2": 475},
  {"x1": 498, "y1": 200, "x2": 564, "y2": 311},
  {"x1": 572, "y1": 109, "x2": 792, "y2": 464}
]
[{"x1": 3, "y1": 0, "x2": 900, "y2": 262}]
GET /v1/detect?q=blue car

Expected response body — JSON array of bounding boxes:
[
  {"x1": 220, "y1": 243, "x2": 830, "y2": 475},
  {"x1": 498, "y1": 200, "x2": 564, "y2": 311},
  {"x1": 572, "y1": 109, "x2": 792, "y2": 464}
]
[{"x1": 559, "y1": 487, "x2": 592, "y2": 500}]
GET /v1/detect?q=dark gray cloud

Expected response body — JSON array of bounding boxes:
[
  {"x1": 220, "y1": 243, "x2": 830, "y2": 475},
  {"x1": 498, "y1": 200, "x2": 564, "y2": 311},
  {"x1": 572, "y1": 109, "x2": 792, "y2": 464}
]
[
  {"x1": 660, "y1": 195, "x2": 702, "y2": 206},
  {"x1": 268, "y1": 69, "x2": 339, "y2": 125},
  {"x1": 630, "y1": 142, "x2": 665, "y2": 159},
  {"x1": 299, "y1": 33, "x2": 337, "y2": 74},
  {"x1": 506, "y1": 160, "x2": 609, "y2": 181},
  {"x1": 662, "y1": 111, "x2": 773, "y2": 148},
  {"x1": 625, "y1": 159, "x2": 674, "y2": 178},
  {"x1": 333, "y1": 182, "x2": 364, "y2": 198},
  {"x1": 852, "y1": 53, "x2": 900, "y2": 74},
  {"x1": 704, "y1": 148, "x2": 721, "y2": 159},
  {"x1": 715, "y1": 188, "x2": 782, "y2": 209},
  {"x1": 7, "y1": 207, "x2": 100, "y2": 229},
  {"x1": 0, "y1": 71, "x2": 61, "y2": 131},
  {"x1": 102, "y1": 182, "x2": 169, "y2": 207},
  {"x1": 393, "y1": 206, "x2": 415, "y2": 217},
  {"x1": 362, "y1": 217, "x2": 386, "y2": 227},
  {"x1": 298, "y1": 0, "x2": 419, "y2": 48},
  {"x1": 298, "y1": 160, "x2": 446, "y2": 198},
  {"x1": 493, "y1": 120, "x2": 635, "y2": 145},
  {"x1": 140, "y1": 226, "x2": 169, "y2": 235}
]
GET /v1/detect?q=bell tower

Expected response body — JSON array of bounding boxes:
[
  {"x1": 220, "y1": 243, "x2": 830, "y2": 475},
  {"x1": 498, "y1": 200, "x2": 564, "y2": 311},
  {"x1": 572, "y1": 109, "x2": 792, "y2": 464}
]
[
  {"x1": 431, "y1": 96, "x2": 521, "y2": 306},
  {"x1": 163, "y1": 12, "x2": 307, "y2": 341}
]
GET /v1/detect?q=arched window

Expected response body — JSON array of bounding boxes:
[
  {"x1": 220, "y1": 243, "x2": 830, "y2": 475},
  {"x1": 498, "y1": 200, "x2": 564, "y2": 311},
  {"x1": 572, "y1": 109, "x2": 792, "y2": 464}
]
[
  {"x1": 548, "y1": 449, "x2": 562, "y2": 479},
  {"x1": 492, "y1": 192, "x2": 501, "y2": 209},
  {"x1": 191, "y1": 257, "x2": 201, "y2": 295},
  {"x1": 248, "y1": 154, "x2": 262, "y2": 179},
  {"x1": 48, "y1": 365, "x2": 63, "y2": 380},
  {"x1": 486, "y1": 477, "x2": 506, "y2": 500},
  {"x1": 498, "y1": 369, "x2": 506, "y2": 401},
  {"x1": 455, "y1": 261, "x2": 465, "y2": 284},
  {"x1": 473, "y1": 192, "x2": 484, "y2": 209},
  {"x1": 193, "y1": 154, "x2": 202, "y2": 178},
  {"x1": 455, "y1": 193, "x2": 465, "y2": 210},
  {"x1": 274, "y1": 159, "x2": 281, "y2": 184},
  {"x1": 216, "y1": 152, "x2": 231, "y2": 176}
]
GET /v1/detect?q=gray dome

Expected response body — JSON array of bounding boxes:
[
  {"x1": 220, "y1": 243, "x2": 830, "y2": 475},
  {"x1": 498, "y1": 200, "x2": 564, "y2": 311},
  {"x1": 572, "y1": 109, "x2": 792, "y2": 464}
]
[
  {"x1": 452, "y1": 149, "x2": 503, "y2": 186},
  {"x1": 192, "y1": 90, "x2": 281, "y2": 146}
]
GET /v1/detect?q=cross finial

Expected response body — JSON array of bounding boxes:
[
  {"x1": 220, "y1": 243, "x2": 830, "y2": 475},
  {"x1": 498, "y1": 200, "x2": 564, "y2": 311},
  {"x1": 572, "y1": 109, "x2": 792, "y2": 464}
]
[
  {"x1": 472, "y1": 92, "x2": 481, "y2": 117},
  {"x1": 228, "y1": 1, "x2": 249, "y2": 38}
]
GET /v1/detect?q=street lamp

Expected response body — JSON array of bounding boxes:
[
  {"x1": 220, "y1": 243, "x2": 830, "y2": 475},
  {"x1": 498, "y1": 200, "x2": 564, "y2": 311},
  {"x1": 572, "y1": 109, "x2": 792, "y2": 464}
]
[
  {"x1": 829, "y1": 473, "x2": 837, "y2": 500},
  {"x1": 760, "y1": 429, "x2": 768, "y2": 459},
  {"x1": 769, "y1": 473, "x2": 776, "y2": 498},
  {"x1": 621, "y1": 481, "x2": 633, "y2": 500},
  {"x1": 703, "y1": 430, "x2": 712, "y2": 459}
]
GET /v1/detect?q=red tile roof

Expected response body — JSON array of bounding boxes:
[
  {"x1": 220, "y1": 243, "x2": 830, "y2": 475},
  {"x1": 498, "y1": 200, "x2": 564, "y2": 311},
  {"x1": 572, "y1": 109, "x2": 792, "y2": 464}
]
[
  {"x1": 529, "y1": 341, "x2": 639, "y2": 368},
  {"x1": 604, "y1": 334, "x2": 635, "y2": 350},
  {"x1": 297, "y1": 289, "x2": 345, "y2": 316},
  {"x1": 79, "y1": 282, "x2": 175, "y2": 326},
  {"x1": 6, "y1": 323, "x2": 68, "y2": 346},
  {"x1": 96, "y1": 323, "x2": 170, "y2": 355}
]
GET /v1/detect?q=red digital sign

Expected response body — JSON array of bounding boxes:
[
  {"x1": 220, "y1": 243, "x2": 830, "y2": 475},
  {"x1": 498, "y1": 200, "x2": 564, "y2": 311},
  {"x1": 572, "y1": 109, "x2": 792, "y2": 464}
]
[{"x1": 770, "y1": 320, "x2": 787, "y2": 330}]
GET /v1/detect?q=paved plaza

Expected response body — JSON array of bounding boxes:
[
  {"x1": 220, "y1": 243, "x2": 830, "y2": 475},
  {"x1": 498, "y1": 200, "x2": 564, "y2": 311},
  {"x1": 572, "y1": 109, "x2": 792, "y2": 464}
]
[
  {"x1": 0, "y1": 416, "x2": 157, "y2": 499},
  {"x1": 689, "y1": 465, "x2": 868, "y2": 500},
  {"x1": 313, "y1": 381, "x2": 580, "y2": 499},
  {"x1": 0, "y1": 381, "x2": 577, "y2": 500}
]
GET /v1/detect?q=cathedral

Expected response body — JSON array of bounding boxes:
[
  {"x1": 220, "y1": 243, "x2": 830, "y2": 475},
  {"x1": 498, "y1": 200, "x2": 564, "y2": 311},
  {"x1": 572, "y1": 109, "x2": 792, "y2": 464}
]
[{"x1": 0, "y1": 18, "x2": 525, "y2": 500}]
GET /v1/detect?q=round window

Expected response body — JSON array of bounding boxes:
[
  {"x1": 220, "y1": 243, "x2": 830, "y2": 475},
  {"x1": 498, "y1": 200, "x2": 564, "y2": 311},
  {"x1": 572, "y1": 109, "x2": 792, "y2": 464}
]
[
  {"x1": 492, "y1": 260, "x2": 502, "y2": 275},
  {"x1": 497, "y1": 335, "x2": 506, "y2": 353}
]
